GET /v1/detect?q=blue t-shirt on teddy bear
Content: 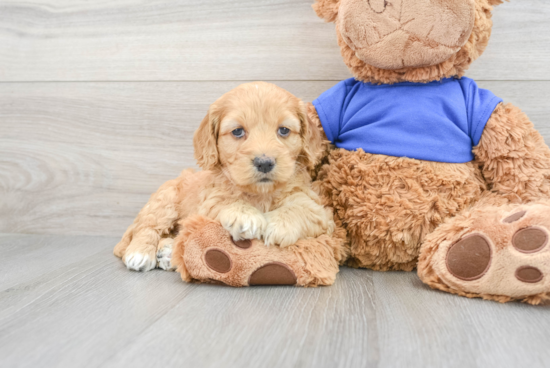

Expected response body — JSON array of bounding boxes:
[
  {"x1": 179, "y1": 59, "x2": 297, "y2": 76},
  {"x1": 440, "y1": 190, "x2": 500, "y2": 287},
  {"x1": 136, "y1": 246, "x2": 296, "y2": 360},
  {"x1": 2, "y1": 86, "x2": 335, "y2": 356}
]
[{"x1": 312, "y1": 77, "x2": 503, "y2": 163}]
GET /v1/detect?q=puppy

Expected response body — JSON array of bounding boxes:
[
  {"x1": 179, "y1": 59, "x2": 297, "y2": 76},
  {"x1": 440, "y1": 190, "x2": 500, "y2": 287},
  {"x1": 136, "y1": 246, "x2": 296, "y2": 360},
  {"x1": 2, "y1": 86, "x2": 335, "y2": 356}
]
[{"x1": 114, "y1": 82, "x2": 334, "y2": 272}]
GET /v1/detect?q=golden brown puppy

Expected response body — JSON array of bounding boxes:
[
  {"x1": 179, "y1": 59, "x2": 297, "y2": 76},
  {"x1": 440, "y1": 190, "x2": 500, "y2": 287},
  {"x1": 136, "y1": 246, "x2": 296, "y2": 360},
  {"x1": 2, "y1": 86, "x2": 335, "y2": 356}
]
[{"x1": 114, "y1": 82, "x2": 334, "y2": 271}]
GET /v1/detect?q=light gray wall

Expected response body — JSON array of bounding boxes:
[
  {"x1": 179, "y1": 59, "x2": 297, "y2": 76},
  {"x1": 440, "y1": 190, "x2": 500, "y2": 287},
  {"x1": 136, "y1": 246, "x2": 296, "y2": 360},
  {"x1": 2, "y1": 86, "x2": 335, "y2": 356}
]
[{"x1": 0, "y1": 0, "x2": 549, "y2": 236}]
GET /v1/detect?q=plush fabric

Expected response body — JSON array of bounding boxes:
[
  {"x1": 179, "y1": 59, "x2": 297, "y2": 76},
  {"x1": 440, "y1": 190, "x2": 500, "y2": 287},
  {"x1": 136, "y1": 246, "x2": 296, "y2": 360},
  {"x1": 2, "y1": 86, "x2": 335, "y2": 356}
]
[
  {"x1": 337, "y1": 0, "x2": 476, "y2": 70},
  {"x1": 313, "y1": 77, "x2": 502, "y2": 163},
  {"x1": 311, "y1": 0, "x2": 550, "y2": 304},
  {"x1": 171, "y1": 215, "x2": 349, "y2": 287},
  {"x1": 418, "y1": 195, "x2": 550, "y2": 305},
  {"x1": 314, "y1": 0, "x2": 498, "y2": 84},
  {"x1": 314, "y1": 147, "x2": 486, "y2": 271}
]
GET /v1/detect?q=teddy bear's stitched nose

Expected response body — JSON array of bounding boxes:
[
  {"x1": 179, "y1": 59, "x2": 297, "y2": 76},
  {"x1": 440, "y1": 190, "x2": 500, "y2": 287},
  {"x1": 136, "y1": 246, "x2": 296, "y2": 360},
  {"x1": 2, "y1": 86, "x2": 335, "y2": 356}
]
[{"x1": 368, "y1": 0, "x2": 387, "y2": 13}]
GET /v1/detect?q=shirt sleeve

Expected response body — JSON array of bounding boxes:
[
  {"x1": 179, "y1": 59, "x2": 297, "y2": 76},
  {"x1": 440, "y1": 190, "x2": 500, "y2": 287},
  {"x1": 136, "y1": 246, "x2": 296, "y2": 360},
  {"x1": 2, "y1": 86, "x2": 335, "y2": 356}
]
[
  {"x1": 460, "y1": 77, "x2": 503, "y2": 146},
  {"x1": 312, "y1": 79, "x2": 353, "y2": 144}
]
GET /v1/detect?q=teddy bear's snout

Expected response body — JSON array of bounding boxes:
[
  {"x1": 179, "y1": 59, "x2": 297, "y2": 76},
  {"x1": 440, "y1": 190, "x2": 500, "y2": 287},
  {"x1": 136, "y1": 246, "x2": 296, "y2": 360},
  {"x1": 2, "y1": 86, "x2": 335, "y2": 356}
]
[
  {"x1": 368, "y1": 0, "x2": 387, "y2": 13},
  {"x1": 340, "y1": 0, "x2": 476, "y2": 70}
]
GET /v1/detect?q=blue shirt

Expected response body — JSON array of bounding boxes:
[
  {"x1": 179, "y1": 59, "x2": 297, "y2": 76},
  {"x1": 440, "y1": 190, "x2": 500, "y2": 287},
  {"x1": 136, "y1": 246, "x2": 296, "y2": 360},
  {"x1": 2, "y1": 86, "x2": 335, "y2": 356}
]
[{"x1": 312, "y1": 77, "x2": 503, "y2": 163}]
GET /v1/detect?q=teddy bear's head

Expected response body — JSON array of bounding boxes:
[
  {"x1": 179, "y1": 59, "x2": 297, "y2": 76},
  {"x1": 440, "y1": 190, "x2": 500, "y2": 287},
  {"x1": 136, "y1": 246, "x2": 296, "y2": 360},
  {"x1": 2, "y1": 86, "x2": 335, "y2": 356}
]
[{"x1": 313, "y1": 0, "x2": 504, "y2": 84}]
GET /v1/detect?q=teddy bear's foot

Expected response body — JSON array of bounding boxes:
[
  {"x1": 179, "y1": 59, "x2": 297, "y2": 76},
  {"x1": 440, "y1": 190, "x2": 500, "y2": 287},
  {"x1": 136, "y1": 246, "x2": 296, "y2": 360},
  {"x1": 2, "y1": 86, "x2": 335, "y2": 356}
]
[
  {"x1": 171, "y1": 216, "x2": 345, "y2": 287},
  {"x1": 418, "y1": 202, "x2": 550, "y2": 304},
  {"x1": 182, "y1": 223, "x2": 299, "y2": 287}
]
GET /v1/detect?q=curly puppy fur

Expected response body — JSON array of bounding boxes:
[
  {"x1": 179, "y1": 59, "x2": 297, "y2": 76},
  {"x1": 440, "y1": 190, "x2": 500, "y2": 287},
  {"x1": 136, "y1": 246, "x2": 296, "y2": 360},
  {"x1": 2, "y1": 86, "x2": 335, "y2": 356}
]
[
  {"x1": 114, "y1": 82, "x2": 340, "y2": 272},
  {"x1": 311, "y1": 0, "x2": 550, "y2": 304}
]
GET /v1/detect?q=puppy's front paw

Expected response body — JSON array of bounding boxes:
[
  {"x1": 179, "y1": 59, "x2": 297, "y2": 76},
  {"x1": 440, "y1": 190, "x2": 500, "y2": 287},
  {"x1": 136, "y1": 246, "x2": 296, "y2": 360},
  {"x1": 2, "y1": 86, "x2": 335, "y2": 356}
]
[
  {"x1": 263, "y1": 213, "x2": 302, "y2": 248},
  {"x1": 156, "y1": 238, "x2": 176, "y2": 271},
  {"x1": 219, "y1": 207, "x2": 267, "y2": 241},
  {"x1": 124, "y1": 251, "x2": 157, "y2": 272}
]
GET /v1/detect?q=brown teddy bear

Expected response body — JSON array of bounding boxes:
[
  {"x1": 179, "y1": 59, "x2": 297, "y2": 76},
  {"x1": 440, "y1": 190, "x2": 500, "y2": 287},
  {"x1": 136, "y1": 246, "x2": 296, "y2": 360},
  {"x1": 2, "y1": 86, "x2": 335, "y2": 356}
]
[{"x1": 309, "y1": 0, "x2": 550, "y2": 304}]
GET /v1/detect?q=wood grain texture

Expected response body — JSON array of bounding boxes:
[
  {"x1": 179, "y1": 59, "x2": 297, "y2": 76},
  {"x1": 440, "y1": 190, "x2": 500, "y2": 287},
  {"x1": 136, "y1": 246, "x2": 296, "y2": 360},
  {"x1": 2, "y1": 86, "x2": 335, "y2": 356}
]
[
  {"x1": 1, "y1": 81, "x2": 549, "y2": 237},
  {"x1": 0, "y1": 0, "x2": 548, "y2": 82},
  {"x1": 0, "y1": 81, "x2": 332, "y2": 236},
  {"x1": 0, "y1": 233, "x2": 113, "y2": 291},
  {"x1": 372, "y1": 272, "x2": 550, "y2": 368},
  {"x1": 0, "y1": 234, "x2": 548, "y2": 368}
]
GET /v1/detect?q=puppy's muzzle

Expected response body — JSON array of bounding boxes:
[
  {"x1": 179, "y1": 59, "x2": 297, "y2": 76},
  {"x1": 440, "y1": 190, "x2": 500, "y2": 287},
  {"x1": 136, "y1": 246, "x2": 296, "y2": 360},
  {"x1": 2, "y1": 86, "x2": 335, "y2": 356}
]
[{"x1": 254, "y1": 156, "x2": 275, "y2": 174}]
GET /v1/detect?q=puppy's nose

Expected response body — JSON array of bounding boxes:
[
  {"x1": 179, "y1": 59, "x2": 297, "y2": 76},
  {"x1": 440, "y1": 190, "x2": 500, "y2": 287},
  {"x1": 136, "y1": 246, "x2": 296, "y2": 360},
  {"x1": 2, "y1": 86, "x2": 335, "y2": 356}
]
[{"x1": 254, "y1": 156, "x2": 275, "y2": 173}]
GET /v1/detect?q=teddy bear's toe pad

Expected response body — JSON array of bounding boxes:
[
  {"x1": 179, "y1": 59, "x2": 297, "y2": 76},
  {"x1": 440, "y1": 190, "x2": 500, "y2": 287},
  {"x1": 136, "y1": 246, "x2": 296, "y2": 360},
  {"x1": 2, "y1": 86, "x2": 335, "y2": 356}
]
[
  {"x1": 232, "y1": 239, "x2": 252, "y2": 249},
  {"x1": 516, "y1": 266, "x2": 544, "y2": 283},
  {"x1": 503, "y1": 211, "x2": 527, "y2": 224},
  {"x1": 204, "y1": 249, "x2": 232, "y2": 273},
  {"x1": 446, "y1": 234, "x2": 492, "y2": 281},
  {"x1": 512, "y1": 227, "x2": 548, "y2": 253},
  {"x1": 248, "y1": 262, "x2": 297, "y2": 286}
]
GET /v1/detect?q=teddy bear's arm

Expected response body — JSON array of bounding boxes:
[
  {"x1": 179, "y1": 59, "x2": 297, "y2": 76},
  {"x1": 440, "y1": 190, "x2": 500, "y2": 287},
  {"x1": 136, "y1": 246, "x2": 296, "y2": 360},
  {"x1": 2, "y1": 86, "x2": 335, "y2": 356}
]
[{"x1": 473, "y1": 103, "x2": 550, "y2": 203}]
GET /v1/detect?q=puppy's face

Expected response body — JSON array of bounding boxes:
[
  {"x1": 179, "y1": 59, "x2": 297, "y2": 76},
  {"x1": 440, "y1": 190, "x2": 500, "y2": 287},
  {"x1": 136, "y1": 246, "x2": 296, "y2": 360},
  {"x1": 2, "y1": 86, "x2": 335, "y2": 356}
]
[{"x1": 194, "y1": 82, "x2": 322, "y2": 194}]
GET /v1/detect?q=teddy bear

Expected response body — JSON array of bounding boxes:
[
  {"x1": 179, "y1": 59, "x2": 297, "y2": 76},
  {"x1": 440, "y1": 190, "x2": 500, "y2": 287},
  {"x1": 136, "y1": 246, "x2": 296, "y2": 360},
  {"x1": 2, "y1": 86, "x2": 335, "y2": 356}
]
[{"x1": 308, "y1": 0, "x2": 550, "y2": 304}]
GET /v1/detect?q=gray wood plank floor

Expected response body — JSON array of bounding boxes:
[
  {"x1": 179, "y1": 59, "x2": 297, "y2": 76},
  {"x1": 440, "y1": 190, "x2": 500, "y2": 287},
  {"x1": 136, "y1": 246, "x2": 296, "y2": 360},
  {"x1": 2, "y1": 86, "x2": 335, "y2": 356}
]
[{"x1": 1, "y1": 233, "x2": 549, "y2": 368}]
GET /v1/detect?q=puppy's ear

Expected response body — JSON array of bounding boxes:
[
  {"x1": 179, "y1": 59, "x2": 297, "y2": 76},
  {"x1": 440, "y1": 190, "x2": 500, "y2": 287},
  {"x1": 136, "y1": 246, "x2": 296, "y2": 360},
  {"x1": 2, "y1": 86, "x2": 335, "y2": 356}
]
[
  {"x1": 487, "y1": 0, "x2": 505, "y2": 6},
  {"x1": 299, "y1": 102, "x2": 326, "y2": 171},
  {"x1": 193, "y1": 108, "x2": 220, "y2": 171},
  {"x1": 312, "y1": 0, "x2": 340, "y2": 23}
]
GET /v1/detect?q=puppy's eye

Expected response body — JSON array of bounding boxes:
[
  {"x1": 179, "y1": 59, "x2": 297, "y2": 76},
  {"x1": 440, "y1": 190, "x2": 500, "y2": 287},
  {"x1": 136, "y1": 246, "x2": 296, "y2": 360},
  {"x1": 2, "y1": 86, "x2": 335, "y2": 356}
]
[
  {"x1": 232, "y1": 128, "x2": 245, "y2": 138},
  {"x1": 278, "y1": 127, "x2": 291, "y2": 137}
]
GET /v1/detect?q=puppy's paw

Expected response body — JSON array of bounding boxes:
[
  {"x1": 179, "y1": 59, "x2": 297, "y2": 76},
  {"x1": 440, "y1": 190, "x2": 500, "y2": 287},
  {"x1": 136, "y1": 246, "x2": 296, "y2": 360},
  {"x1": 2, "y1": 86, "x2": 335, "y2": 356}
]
[
  {"x1": 124, "y1": 251, "x2": 157, "y2": 272},
  {"x1": 219, "y1": 207, "x2": 267, "y2": 241},
  {"x1": 263, "y1": 225, "x2": 301, "y2": 248},
  {"x1": 156, "y1": 239, "x2": 176, "y2": 271},
  {"x1": 263, "y1": 213, "x2": 302, "y2": 248}
]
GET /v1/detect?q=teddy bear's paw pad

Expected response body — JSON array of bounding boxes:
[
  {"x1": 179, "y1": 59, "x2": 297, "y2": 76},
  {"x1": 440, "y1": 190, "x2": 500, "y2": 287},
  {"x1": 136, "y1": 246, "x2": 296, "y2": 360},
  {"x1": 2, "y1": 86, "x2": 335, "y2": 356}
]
[
  {"x1": 248, "y1": 262, "x2": 297, "y2": 286},
  {"x1": 512, "y1": 227, "x2": 548, "y2": 253},
  {"x1": 446, "y1": 234, "x2": 492, "y2": 281},
  {"x1": 232, "y1": 239, "x2": 252, "y2": 249},
  {"x1": 204, "y1": 249, "x2": 232, "y2": 273},
  {"x1": 503, "y1": 210, "x2": 527, "y2": 224},
  {"x1": 516, "y1": 266, "x2": 544, "y2": 283}
]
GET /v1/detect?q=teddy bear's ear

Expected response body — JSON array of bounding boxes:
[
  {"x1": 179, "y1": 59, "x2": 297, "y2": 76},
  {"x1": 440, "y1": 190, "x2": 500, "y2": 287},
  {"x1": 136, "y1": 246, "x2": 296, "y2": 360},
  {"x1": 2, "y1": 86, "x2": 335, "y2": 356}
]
[{"x1": 312, "y1": 0, "x2": 341, "y2": 23}]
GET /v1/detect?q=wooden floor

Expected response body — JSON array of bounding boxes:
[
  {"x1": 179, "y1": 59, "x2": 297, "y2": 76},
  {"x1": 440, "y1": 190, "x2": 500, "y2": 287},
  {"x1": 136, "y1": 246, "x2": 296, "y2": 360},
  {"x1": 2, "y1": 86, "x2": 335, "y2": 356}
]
[{"x1": 0, "y1": 233, "x2": 549, "y2": 368}]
